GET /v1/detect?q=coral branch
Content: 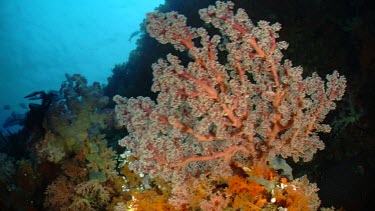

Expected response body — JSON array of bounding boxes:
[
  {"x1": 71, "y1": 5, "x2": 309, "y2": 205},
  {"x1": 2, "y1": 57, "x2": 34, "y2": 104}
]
[{"x1": 115, "y1": 1, "x2": 346, "y2": 184}]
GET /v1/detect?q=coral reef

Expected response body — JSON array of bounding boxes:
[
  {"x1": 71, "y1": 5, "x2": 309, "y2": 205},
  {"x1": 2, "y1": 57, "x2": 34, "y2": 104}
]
[
  {"x1": 114, "y1": 1, "x2": 345, "y2": 210},
  {"x1": 35, "y1": 74, "x2": 112, "y2": 163},
  {"x1": 5, "y1": 0, "x2": 375, "y2": 209},
  {"x1": 44, "y1": 139, "x2": 121, "y2": 210}
]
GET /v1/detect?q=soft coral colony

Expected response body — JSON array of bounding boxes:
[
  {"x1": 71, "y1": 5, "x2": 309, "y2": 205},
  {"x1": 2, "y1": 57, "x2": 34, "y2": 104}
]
[{"x1": 113, "y1": 1, "x2": 346, "y2": 210}]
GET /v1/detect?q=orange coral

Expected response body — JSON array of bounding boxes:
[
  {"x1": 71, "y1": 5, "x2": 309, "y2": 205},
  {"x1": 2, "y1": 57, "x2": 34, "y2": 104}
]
[
  {"x1": 122, "y1": 166, "x2": 321, "y2": 211},
  {"x1": 284, "y1": 186, "x2": 310, "y2": 211},
  {"x1": 250, "y1": 161, "x2": 279, "y2": 181},
  {"x1": 274, "y1": 177, "x2": 320, "y2": 211},
  {"x1": 227, "y1": 176, "x2": 268, "y2": 210},
  {"x1": 128, "y1": 189, "x2": 174, "y2": 211}
]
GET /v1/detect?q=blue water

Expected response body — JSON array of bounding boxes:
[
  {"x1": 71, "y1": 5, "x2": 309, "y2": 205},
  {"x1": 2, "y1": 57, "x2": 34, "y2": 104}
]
[{"x1": 0, "y1": 0, "x2": 164, "y2": 134}]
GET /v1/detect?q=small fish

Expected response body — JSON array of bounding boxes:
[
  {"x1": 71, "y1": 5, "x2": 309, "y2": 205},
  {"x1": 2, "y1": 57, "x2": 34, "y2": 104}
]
[
  {"x1": 3, "y1": 105, "x2": 11, "y2": 110},
  {"x1": 24, "y1": 91, "x2": 46, "y2": 100},
  {"x1": 128, "y1": 30, "x2": 141, "y2": 42}
]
